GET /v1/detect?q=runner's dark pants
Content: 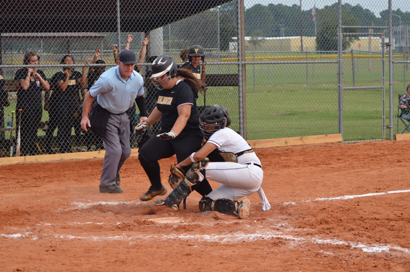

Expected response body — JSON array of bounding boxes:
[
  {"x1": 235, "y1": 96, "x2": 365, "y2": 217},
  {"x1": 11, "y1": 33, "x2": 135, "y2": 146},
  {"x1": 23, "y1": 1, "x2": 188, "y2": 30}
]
[{"x1": 138, "y1": 129, "x2": 213, "y2": 196}]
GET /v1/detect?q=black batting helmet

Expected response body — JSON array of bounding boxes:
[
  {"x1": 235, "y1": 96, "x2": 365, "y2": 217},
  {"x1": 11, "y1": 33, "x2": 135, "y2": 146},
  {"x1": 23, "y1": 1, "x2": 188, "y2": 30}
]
[
  {"x1": 151, "y1": 56, "x2": 178, "y2": 79},
  {"x1": 188, "y1": 45, "x2": 205, "y2": 62},
  {"x1": 199, "y1": 105, "x2": 231, "y2": 139}
]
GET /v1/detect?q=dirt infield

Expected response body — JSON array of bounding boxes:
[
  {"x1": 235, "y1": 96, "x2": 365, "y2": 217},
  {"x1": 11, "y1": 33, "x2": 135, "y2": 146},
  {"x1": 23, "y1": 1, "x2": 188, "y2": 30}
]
[{"x1": 1, "y1": 140, "x2": 410, "y2": 271}]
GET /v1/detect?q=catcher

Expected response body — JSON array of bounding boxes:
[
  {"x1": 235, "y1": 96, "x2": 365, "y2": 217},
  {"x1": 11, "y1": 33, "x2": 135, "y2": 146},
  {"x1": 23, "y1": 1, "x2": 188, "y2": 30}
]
[{"x1": 156, "y1": 105, "x2": 271, "y2": 219}]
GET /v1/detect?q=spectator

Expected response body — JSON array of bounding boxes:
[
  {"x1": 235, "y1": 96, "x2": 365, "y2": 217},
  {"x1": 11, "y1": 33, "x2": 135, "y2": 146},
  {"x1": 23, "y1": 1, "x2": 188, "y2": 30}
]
[
  {"x1": 85, "y1": 49, "x2": 106, "y2": 151},
  {"x1": 14, "y1": 52, "x2": 50, "y2": 156},
  {"x1": 44, "y1": 55, "x2": 87, "y2": 153},
  {"x1": 181, "y1": 45, "x2": 207, "y2": 85},
  {"x1": 178, "y1": 48, "x2": 189, "y2": 68}
]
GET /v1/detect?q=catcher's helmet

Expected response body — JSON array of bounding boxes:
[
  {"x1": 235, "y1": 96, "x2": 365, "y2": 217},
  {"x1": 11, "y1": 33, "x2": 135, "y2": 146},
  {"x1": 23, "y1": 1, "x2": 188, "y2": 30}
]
[
  {"x1": 199, "y1": 105, "x2": 231, "y2": 139},
  {"x1": 188, "y1": 45, "x2": 205, "y2": 62},
  {"x1": 151, "y1": 56, "x2": 178, "y2": 78}
]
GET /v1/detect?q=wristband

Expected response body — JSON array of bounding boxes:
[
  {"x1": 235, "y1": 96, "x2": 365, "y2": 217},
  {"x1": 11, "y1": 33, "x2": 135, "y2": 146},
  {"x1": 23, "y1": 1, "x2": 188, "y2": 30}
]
[{"x1": 190, "y1": 152, "x2": 196, "y2": 163}]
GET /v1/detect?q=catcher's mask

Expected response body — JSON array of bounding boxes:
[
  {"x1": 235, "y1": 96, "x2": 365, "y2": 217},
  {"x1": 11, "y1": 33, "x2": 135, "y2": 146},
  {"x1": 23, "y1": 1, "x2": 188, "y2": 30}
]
[
  {"x1": 151, "y1": 56, "x2": 178, "y2": 90},
  {"x1": 188, "y1": 45, "x2": 205, "y2": 62},
  {"x1": 199, "y1": 104, "x2": 231, "y2": 139}
]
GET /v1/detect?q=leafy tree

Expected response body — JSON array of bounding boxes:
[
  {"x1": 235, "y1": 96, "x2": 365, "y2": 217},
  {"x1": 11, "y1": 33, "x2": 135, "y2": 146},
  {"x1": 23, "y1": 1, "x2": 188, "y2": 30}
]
[
  {"x1": 219, "y1": 12, "x2": 237, "y2": 51},
  {"x1": 316, "y1": 9, "x2": 359, "y2": 51},
  {"x1": 245, "y1": 4, "x2": 276, "y2": 37},
  {"x1": 248, "y1": 30, "x2": 265, "y2": 48}
]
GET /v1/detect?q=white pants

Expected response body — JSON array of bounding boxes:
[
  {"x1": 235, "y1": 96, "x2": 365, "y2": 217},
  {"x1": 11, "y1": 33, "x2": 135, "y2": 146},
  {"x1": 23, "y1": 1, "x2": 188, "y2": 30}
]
[{"x1": 205, "y1": 162, "x2": 263, "y2": 201}]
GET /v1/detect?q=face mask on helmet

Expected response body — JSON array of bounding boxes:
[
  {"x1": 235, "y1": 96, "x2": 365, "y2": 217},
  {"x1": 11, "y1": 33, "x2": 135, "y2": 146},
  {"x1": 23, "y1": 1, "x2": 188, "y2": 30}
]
[{"x1": 152, "y1": 75, "x2": 171, "y2": 90}]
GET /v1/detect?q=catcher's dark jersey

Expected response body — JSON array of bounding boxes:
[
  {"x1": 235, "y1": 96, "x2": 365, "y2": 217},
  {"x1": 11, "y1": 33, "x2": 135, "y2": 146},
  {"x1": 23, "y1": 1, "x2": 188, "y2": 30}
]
[
  {"x1": 181, "y1": 62, "x2": 201, "y2": 80},
  {"x1": 50, "y1": 70, "x2": 82, "y2": 106},
  {"x1": 14, "y1": 68, "x2": 47, "y2": 110},
  {"x1": 156, "y1": 80, "x2": 199, "y2": 136}
]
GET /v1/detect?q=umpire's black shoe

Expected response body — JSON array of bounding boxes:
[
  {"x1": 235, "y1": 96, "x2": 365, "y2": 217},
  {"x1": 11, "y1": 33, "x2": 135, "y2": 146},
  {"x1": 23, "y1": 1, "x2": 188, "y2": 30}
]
[
  {"x1": 140, "y1": 186, "x2": 167, "y2": 201},
  {"x1": 99, "y1": 184, "x2": 123, "y2": 194},
  {"x1": 116, "y1": 173, "x2": 121, "y2": 186}
]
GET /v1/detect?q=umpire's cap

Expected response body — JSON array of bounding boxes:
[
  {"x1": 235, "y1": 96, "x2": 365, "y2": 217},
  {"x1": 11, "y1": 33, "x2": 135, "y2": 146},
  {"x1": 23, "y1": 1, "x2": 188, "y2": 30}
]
[
  {"x1": 188, "y1": 45, "x2": 205, "y2": 61},
  {"x1": 119, "y1": 50, "x2": 137, "y2": 65},
  {"x1": 151, "y1": 56, "x2": 177, "y2": 78}
]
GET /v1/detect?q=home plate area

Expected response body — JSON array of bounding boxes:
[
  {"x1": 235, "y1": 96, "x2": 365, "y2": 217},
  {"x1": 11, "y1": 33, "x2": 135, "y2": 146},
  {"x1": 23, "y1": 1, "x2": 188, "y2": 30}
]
[{"x1": 1, "y1": 141, "x2": 410, "y2": 271}]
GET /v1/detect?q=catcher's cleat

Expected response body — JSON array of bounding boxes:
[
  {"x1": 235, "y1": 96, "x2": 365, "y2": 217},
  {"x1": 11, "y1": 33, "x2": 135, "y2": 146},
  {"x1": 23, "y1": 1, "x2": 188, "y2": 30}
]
[
  {"x1": 237, "y1": 197, "x2": 251, "y2": 219},
  {"x1": 140, "y1": 185, "x2": 167, "y2": 201},
  {"x1": 199, "y1": 196, "x2": 251, "y2": 219}
]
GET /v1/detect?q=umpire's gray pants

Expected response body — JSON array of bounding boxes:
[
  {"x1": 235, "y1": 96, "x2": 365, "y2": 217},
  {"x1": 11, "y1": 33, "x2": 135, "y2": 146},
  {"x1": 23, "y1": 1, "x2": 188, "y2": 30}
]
[{"x1": 100, "y1": 113, "x2": 131, "y2": 187}]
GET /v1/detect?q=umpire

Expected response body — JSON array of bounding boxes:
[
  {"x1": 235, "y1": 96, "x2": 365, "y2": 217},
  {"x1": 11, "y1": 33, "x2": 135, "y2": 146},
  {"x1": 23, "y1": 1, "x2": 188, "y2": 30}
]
[{"x1": 81, "y1": 50, "x2": 148, "y2": 193}]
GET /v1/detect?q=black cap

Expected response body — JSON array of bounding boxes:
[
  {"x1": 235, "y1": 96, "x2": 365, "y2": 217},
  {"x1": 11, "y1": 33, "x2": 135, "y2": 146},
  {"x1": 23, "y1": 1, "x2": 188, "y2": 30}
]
[{"x1": 119, "y1": 50, "x2": 137, "y2": 65}]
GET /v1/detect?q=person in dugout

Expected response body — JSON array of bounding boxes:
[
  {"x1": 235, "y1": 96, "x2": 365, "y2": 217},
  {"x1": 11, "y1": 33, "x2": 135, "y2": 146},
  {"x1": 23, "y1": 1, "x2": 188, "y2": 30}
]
[
  {"x1": 85, "y1": 49, "x2": 106, "y2": 151},
  {"x1": 44, "y1": 55, "x2": 87, "y2": 153},
  {"x1": 180, "y1": 45, "x2": 207, "y2": 85},
  {"x1": 14, "y1": 52, "x2": 50, "y2": 156},
  {"x1": 134, "y1": 56, "x2": 213, "y2": 202}
]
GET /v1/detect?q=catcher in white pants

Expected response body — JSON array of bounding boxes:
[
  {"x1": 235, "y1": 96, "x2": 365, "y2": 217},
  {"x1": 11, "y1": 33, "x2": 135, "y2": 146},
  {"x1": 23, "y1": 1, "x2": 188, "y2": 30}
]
[{"x1": 156, "y1": 104, "x2": 270, "y2": 218}]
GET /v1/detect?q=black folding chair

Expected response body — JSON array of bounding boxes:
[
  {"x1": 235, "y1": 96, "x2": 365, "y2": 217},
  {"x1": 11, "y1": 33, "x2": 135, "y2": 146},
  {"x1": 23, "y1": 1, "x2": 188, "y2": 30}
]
[{"x1": 397, "y1": 94, "x2": 410, "y2": 134}]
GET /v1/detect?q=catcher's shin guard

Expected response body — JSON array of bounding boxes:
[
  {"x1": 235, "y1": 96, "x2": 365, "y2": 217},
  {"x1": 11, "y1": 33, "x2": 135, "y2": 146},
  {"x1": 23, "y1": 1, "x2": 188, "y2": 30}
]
[
  {"x1": 199, "y1": 197, "x2": 251, "y2": 219},
  {"x1": 154, "y1": 176, "x2": 199, "y2": 208},
  {"x1": 153, "y1": 159, "x2": 209, "y2": 209}
]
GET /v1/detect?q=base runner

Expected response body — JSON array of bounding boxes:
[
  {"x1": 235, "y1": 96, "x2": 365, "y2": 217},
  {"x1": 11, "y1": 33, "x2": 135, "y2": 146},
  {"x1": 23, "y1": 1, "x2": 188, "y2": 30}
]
[{"x1": 155, "y1": 104, "x2": 271, "y2": 218}]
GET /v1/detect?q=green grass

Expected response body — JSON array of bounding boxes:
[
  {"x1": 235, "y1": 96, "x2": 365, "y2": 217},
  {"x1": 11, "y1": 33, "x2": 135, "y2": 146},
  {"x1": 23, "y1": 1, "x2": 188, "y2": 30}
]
[{"x1": 202, "y1": 56, "x2": 406, "y2": 141}]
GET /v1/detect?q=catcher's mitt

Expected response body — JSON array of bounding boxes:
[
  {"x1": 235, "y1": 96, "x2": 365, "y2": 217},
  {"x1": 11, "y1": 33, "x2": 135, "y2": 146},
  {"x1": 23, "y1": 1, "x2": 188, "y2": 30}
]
[
  {"x1": 135, "y1": 127, "x2": 152, "y2": 149},
  {"x1": 168, "y1": 164, "x2": 185, "y2": 189}
]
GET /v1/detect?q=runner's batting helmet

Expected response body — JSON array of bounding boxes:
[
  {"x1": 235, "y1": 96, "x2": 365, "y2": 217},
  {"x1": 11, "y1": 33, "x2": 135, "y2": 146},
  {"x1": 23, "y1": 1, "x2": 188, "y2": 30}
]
[{"x1": 151, "y1": 56, "x2": 178, "y2": 78}]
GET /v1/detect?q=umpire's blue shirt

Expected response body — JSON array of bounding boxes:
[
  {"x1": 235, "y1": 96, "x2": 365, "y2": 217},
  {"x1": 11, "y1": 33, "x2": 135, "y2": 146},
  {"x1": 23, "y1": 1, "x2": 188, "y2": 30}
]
[{"x1": 89, "y1": 66, "x2": 144, "y2": 114}]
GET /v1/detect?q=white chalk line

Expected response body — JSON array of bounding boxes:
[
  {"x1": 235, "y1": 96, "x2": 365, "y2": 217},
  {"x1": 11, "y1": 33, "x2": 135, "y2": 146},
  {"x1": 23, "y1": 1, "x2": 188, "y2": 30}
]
[
  {"x1": 1, "y1": 230, "x2": 408, "y2": 255},
  {"x1": 62, "y1": 201, "x2": 146, "y2": 211},
  {"x1": 283, "y1": 189, "x2": 410, "y2": 205},
  {"x1": 3, "y1": 193, "x2": 410, "y2": 256}
]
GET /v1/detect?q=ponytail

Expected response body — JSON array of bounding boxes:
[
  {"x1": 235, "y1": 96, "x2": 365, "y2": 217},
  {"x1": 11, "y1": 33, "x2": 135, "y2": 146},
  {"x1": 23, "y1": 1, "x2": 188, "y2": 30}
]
[{"x1": 176, "y1": 68, "x2": 205, "y2": 98}]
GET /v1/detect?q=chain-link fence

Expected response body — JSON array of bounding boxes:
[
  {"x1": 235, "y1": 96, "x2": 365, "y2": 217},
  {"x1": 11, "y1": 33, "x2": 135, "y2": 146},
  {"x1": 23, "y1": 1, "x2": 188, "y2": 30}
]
[{"x1": 0, "y1": 0, "x2": 409, "y2": 157}]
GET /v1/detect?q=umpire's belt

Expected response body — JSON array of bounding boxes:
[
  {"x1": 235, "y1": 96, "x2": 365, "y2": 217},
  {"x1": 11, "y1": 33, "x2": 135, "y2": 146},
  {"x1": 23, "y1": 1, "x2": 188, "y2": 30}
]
[{"x1": 245, "y1": 162, "x2": 262, "y2": 169}]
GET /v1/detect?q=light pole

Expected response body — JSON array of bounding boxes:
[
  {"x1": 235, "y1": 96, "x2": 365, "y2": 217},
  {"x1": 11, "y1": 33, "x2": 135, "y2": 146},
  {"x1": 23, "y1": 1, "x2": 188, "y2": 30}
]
[{"x1": 392, "y1": 13, "x2": 402, "y2": 51}]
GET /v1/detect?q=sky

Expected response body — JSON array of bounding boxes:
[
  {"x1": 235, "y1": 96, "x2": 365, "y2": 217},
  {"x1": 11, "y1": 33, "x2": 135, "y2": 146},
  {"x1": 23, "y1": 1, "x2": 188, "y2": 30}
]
[{"x1": 244, "y1": 0, "x2": 409, "y2": 17}]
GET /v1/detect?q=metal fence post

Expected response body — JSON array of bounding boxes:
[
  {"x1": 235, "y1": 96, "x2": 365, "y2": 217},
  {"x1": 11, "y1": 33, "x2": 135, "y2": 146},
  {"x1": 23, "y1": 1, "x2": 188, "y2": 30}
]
[
  {"x1": 389, "y1": 0, "x2": 394, "y2": 140},
  {"x1": 116, "y1": 0, "x2": 121, "y2": 53},
  {"x1": 253, "y1": 52, "x2": 256, "y2": 93},
  {"x1": 338, "y1": 0, "x2": 343, "y2": 138},
  {"x1": 306, "y1": 51, "x2": 309, "y2": 91},
  {"x1": 351, "y1": 50, "x2": 355, "y2": 87},
  {"x1": 238, "y1": 0, "x2": 246, "y2": 139},
  {"x1": 382, "y1": 33, "x2": 386, "y2": 140}
]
